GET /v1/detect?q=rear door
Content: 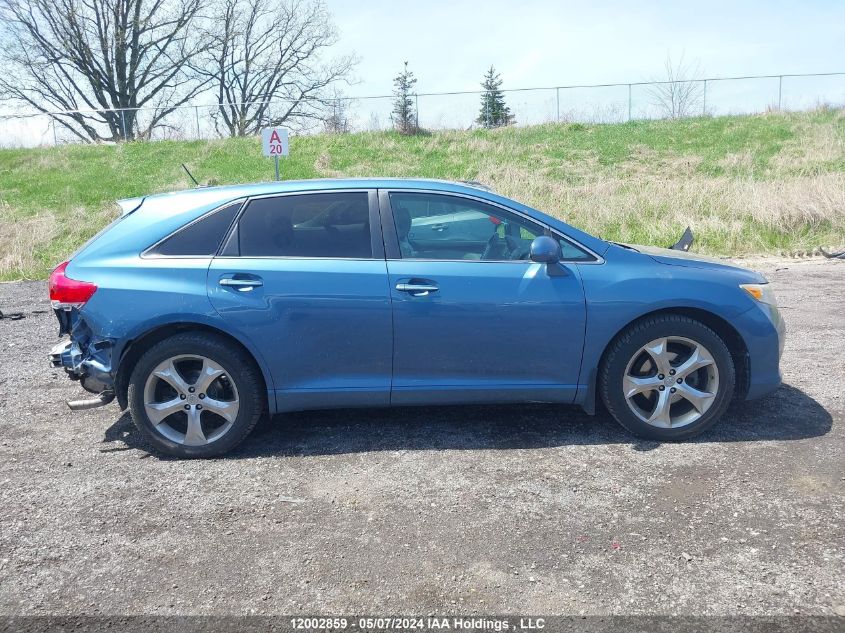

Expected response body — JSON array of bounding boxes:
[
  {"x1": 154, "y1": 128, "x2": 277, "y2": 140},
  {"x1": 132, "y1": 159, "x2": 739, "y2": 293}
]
[
  {"x1": 381, "y1": 190, "x2": 590, "y2": 405},
  {"x1": 208, "y1": 190, "x2": 393, "y2": 412}
]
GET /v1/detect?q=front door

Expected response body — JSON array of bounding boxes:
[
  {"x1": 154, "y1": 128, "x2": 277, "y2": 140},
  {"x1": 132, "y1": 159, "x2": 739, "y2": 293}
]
[
  {"x1": 383, "y1": 190, "x2": 587, "y2": 405},
  {"x1": 208, "y1": 190, "x2": 392, "y2": 412}
]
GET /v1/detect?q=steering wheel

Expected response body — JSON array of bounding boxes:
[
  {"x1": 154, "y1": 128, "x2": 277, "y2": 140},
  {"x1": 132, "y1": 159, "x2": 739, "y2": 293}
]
[
  {"x1": 511, "y1": 244, "x2": 531, "y2": 260},
  {"x1": 481, "y1": 233, "x2": 525, "y2": 261},
  {"x1": 481, "y1": 233, "x2": 505, "y2": 261}
]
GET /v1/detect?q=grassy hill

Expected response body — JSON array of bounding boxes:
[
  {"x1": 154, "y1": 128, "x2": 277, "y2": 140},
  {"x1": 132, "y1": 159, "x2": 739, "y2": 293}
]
[{"x1": 1, "y1": 108, "x2": 843, "y2": 280}]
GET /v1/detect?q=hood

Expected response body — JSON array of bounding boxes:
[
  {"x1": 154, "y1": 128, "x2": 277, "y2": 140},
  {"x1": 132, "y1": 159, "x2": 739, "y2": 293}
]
[
  {"x1": 621, "y1": 243, "x2": 767, "y2": 281},
  {"x1": 628, "y1": 244, "x2": 728, "y2": 266}
]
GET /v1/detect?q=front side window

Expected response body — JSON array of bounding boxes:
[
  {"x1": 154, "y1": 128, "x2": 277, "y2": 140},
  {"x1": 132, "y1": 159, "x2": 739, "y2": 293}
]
[
  {"x1": 236, "y1": 192, "x2": 372, "y2": 258},
  {"x1": 390, "y1": 193, "x2": 543, "y2": 261},
  {"x1": 557, "y1": 236, "x2": 595, "y2": 261}
]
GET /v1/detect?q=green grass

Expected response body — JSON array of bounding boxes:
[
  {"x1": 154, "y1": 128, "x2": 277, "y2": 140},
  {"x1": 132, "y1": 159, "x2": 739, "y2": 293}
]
[{"x1": 1, "y1": 108, "x2": 844, "y2": 280}]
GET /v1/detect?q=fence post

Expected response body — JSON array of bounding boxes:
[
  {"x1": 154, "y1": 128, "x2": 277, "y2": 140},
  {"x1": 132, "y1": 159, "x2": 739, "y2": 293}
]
[
  {"x1": 627, "y1": 84, "x2": 632, "y2": 122},
  {"x1": 702, "y1": 80, "x2": 707, "y2": 116},
  {"x1": 556, "y1": 87, "x2": 560, "y2": 123},
  {"x1": 52, "y1": 119, "x2": 58, "y2": 146},
  {"x1": 778, "y1": 75, "x2": 783, "y2": 110},
  {"x1": 414, "y1": 93, "x2": 419, "y2": 131},
  {"x1": 195, "y1": 106, "x2": 201, "y2": 139},
  {"x1": 120, "y1": 109, "x2": 127, "y2": 141}
]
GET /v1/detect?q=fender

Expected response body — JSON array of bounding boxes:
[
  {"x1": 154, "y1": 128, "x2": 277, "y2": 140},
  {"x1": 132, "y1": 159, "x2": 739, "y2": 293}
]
[
  {"x1": 574, "y1": 246, "x2": 763, "y2": 411},
  {"x1": 113, "y1": 312, "x2": 278, "y2": 414}
]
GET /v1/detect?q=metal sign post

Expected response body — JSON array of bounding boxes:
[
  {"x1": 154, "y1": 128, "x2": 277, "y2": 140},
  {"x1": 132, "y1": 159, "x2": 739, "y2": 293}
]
[{"x1": 261, "y1": 127, "x2": 289, "y2": 181}]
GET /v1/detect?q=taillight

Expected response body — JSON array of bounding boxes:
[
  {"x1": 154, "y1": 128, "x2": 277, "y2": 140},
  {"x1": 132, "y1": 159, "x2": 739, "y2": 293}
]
[{"x1": 48, "y1": 261, "x2": 97, "y2": 309}]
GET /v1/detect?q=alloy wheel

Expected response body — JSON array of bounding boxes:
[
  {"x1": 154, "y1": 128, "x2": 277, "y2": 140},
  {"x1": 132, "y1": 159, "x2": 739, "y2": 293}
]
[
  {"x1": 143, "y1": 354, "x2": 239, "y2": 446},
  {"x1": 622, "y1": 336, "x2": 720, "y2": 429}
]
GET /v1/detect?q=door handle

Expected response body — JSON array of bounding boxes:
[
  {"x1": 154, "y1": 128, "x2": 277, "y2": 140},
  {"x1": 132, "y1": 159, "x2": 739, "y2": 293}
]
[
  {"x1": 219, "y1": 277, "x2": 263, "y2": 291},
  {"x1": 396, "y1": 282, "x2": 439, "y2": 296},
  {"x1": 430, "y1": 223, "x2": 448, "y2": 232}
]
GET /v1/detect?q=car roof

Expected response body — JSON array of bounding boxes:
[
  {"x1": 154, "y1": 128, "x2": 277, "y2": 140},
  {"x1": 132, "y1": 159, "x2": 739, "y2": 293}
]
[{"x1": 142, "y1": 178, "x2": 494, "y2": 204}]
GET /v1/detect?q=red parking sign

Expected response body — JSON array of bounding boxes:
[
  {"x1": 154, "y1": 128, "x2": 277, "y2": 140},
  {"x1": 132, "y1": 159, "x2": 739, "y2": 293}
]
[{"x1": 262, "y1": 127, "x2": 289, "y2": 157}]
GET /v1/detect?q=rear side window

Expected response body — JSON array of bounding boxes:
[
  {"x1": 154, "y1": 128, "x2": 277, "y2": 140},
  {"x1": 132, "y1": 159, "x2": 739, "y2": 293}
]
[
  {"x1": 150, "y1": 201, "x2": 241, "y2": 256},
  {"x1": 236, "y1": 192, "x2": 372, "y2": 258}
]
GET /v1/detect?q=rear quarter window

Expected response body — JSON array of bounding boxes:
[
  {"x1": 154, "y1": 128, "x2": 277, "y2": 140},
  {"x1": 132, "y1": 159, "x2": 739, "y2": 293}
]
[{"x1": 147, "y1": 201, "x2": 242, "y2": 257}]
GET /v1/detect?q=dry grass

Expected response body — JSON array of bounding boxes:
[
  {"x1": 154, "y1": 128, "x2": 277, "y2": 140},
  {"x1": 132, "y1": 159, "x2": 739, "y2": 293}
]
[
  {"x1": 770, "y1": 109, "x2": 845, "y2": 171},
  {"x1": 471, "y1": 164, "x2": 845, "y2": 252},
  {"x1": 0, "y1": 213, "x2": 58, "y2": 278},
  {"x1": 0, "y1": 109, "x2": 843, "y2": 279},
  {"x1": 0, "y1": 204, "x2": 118, "y2": 280}
]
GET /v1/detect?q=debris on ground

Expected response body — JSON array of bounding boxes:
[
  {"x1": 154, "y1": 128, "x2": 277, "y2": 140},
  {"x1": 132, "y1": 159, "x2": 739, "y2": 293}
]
[
  {"x1": 0, "y1": 309, "x2": 25, "y2": 321},
  {"x1": 820, "y1": 247, "x2": 845, "y2": 260},
  {"x1": 0, "y1": 268, "x2": 841, "y2": 615}
]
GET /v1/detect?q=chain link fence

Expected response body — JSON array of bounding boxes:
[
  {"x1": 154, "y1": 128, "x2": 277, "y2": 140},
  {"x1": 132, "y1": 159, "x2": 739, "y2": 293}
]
[{"x1": 1, "y1": 71, "x2": 843, "y2": 148}]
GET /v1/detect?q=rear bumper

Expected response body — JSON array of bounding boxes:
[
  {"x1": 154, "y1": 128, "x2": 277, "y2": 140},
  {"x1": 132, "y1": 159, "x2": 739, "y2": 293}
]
[
  {"x1": 49, "y1": 340, "x2": 77, "y2": 371},
  {"x1": 49, "y1": 338, "x2": 114, "y2": 394}
]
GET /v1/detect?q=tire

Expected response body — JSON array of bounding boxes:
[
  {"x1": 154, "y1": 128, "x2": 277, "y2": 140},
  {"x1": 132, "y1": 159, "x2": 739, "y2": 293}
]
[
  {"x1": 600, "y1": 315, "x2": 735, "y2": 441},
  {"x1": 127, "y1": 332, "x2": 265, "y2": 458}
]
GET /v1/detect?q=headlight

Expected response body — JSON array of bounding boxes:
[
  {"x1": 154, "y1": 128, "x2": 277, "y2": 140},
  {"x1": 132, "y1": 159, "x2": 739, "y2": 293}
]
[{"x1": 740, "y1": 283, "x2": 778, "y2": 306}]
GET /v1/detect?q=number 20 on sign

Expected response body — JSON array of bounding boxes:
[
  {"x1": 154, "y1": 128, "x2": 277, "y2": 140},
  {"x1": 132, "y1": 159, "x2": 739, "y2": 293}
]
[{"x1": 261, "y1": 128, "x2": 289, "y2": 181}]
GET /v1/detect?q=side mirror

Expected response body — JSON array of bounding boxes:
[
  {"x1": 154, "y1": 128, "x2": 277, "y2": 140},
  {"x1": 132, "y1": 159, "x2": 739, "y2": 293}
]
[{"x1": 529, "y1": 236, "x2": 561, "y2": 264}]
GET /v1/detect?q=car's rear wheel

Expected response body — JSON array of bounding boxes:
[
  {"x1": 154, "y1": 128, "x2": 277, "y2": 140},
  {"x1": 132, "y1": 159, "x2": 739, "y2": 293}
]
[
  {"x1": 128, "y1": 333, "x2": 265, "y2": 457},
  {"x1": 600, "y1": 315, "x2": 735, "y2": 440}
]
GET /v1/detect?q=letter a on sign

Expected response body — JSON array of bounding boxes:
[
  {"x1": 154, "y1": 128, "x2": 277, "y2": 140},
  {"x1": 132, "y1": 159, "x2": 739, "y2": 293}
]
[{"x1": 262, "y1": 127, "x2": 289, "y2": 157}]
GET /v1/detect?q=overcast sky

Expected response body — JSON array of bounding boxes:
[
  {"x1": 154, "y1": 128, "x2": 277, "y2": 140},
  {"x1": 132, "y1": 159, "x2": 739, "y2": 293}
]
[
  {"x1": 330, "y1": 0, "x2": 845, "y2": 94},
  {"x1": 3, "y1": 0, "x2": 845, "y2": 145}
]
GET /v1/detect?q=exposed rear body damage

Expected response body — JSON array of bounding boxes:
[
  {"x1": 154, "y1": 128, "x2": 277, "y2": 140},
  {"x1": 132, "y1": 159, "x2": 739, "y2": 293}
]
[{"x1": 50, "y1": 314, "x2": 116, "y2": 396}]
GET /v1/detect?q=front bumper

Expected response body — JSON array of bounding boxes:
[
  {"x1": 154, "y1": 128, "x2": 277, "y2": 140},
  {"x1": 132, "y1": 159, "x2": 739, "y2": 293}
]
[{"x1": 742, "y1": 302, "x2": 786, "y2": 401}]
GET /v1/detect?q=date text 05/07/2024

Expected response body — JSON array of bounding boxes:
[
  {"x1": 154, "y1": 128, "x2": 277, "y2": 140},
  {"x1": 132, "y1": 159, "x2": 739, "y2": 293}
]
[{"x1": 290, "y1": 617, "x2": 547, "y2": 631}]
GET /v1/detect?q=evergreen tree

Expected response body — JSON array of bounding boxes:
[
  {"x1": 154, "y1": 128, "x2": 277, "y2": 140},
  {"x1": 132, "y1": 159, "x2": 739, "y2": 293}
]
[
  {"x1": 477, "y1": 66, "x2": 515, "y2": 128},
  {"x1": 391, "y1": 61, "x2": 418, "y2": 135}
]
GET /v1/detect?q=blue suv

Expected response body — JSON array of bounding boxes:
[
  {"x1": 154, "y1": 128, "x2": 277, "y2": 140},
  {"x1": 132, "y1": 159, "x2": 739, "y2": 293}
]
[{"x1": 49, "y1": 179, "x2": 785, "y2": 457}]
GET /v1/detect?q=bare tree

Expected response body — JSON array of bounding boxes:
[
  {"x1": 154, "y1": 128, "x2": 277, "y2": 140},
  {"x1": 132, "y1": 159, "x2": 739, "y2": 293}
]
[
  {"x1": 0, "y1": 0, "x2": 210, "y2": 141},
  {"x1": 322, "y1": 89, "x2": 352, "y2": 134},
  {"x1": 647, "y1": 54, "x2": 705, "y2": 119},
  {"x1": 202, "y1": 0, "x2": 356, "y2": 137},
  {"x1": 367, "y1": 111, "x2": 382, "y2": 131}
]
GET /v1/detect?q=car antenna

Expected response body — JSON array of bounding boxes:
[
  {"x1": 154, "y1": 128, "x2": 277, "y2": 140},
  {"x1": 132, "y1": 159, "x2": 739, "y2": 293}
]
[{"x1": 181, "y1": 163, "x2": 200, "y2": 187}]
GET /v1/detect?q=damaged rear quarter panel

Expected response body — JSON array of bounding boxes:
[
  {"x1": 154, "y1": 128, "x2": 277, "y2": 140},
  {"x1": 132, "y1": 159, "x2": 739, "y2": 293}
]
[
  {"x1": 56, "y1": 254, "x2": 217, "y2": 393},
  {"x1": 56, "y1": 190, "x2": 244, "y2": 396},
  {"x1": 57, "y1": 186, "x2": 281, "y2": 408},
  {"x1": 64, "y1": 253, "x2": 276, "y2": 411},
  {"x1": 70, "y1": 252, "x2": 218, "y2": 362}
]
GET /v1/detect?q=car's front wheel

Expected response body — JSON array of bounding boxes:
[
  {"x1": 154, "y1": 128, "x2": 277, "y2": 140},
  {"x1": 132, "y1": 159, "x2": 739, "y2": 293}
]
[
  {"x1": 128, "y1": 332, "x2": 265, "y2": 457},
  {"x1": 600, "y1": 315, "x2": 735, "y2": 440}
]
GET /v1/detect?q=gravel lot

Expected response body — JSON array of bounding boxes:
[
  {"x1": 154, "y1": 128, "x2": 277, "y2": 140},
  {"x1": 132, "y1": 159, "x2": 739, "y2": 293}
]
[{"x1": 0, "y1": 258, "x2": 842, "y2": 616}]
